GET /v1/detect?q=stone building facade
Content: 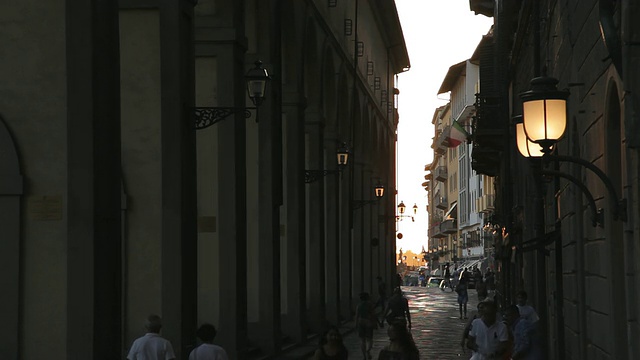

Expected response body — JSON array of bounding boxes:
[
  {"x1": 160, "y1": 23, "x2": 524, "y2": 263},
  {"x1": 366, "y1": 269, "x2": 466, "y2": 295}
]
[
  {"x1": 0, "y1": 0, "x2": 409, "y2": 358},
  {"x1": 470, "y1": 0, "x2": 640, "y2": 359}
]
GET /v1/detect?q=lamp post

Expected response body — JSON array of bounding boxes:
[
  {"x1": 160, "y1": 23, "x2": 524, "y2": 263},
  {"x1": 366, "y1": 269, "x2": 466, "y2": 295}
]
[
  {"x1": 352, "y1": 181, "x2": 385, "y2": 209},
  {"x1": 193, "y1": 61, "x2": 271, "y2": 129},
  {"x1": 520, "y1": 77, "x2": 569, "y2": 154},
  {"x1": 305, "y1": 142, "x2": 351, "y2": 183},
  {"x1": 517, "y1": 74, "x2": 629, "y2": 358},
  {"x1": 396, "y1": 200, "x2": 416, "y2": 222},
  {"x1": 518, "y1": 77, "x2": 627, "y2": 226}
]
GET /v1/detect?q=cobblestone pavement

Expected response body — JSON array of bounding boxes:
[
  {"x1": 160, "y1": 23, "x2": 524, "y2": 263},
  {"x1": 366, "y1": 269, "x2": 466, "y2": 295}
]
[{"x1": 339, "y1": 286, "x2": 480, "y2": 360}]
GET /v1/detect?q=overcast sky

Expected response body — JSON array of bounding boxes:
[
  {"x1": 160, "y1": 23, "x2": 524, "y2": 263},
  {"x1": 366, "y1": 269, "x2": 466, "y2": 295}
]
[{"x1": 394, "y1": 1, "x2": 493, "y2": 254}]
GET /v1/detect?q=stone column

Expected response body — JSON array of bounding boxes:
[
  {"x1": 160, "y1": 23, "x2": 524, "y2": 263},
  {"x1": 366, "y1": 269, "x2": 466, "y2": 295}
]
[
  {"x1": 66, "y1": 0, "x2": 122, "y2": 358},
  {"x1": 282, "y1": 90, "x2": 307, "y2": 341},
  {"x1": 254, "y1": 0, "x2": 283, "y2": 352},
  {"x1": 194, "y1": 0, "x2": 249, "y2": 356},
  {"x1": 325, "y1": 139, "x2": 341, "y2": 325},
  {"x1": 0, "y1": 120, "x2": 23, "y2": 358},
  {"x1": 157, "y1": 1, "x2": 197, "y2": 357},
  {"x1": 305, "y1": 116, "x2": 326, "y2": 332}
]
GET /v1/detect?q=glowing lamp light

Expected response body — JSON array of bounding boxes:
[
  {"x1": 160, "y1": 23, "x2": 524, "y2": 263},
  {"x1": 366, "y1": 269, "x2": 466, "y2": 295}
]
[
  {"x1": 516, "y1": 122, "x2": 545, "y2": 158},
  {"x1": 520, "y1": 76, "x2": 569, "y2": 154}
]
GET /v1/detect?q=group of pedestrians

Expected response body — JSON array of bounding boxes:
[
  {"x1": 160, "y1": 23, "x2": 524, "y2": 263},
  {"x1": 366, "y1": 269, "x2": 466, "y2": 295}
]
[
  {"x1": 460, "y1": 290, "x2": 542, "y2": 359},
  {"x1": 349, "y1": 274, "x2": 418, "y2": 360},
  {"x1": 126, "y1": 315, "x2": 228, "y2": 360}
]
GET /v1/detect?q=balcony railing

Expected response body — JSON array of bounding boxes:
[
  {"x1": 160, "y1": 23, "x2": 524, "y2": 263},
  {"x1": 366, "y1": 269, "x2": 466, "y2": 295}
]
[
  {"x1": 441, "y1": 219, "x2": 458, "y2": 234},
  {"x1": 435, "y1": 196, "x2": 448, "y2": 210},
  {"x1": 434, "y1": 166, "x2": 448, "y2": 182}
]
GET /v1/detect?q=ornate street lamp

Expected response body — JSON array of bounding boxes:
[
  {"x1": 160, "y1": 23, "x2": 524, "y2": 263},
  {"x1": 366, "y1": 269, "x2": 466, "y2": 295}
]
[
  {"x1": 336, "y1": 142, "x2": 350, "y2": 166},
  {"x1": 352, "y1": 181, "x2": 386, "y2": 209},
  {"x1": 517, "y1": 76, "x2": 626, "y2": 227},
  {"x1": 193, "y1": 60, "x2": 271, "y2": 129},
  {"x1": 245, "y1": 60, "x2": 271, "y2": 106},
  {"x1": 396, "y1": 201, "x2": 414, "y2": 222},
  {"x1": 374, "y1": 182, "x2": 385, "y2": 198},
  {"x1": 397, "y1": 201, "x2": 406, "y2": 215},
  {"x1": 515, "y1": 116, "x2": 545, "y2": 158},
  {"x1": 305, "y1": 141, "x2": 351, "y2": 183},
  {"x1": 520, "y1": 76, "x2": 569, "y2": 154}
]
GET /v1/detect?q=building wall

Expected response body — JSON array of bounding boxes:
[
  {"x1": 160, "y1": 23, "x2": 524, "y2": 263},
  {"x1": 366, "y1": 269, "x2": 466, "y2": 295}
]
[
  {"x1": 505, "y1": 0, "x2": 640, "y2": 358},
  {"x1": 1, "y1": 2, "x2": 68, "y2": 358},
  {"x1": 1, "y1": 0, "x2": 407, "y2": 358}
]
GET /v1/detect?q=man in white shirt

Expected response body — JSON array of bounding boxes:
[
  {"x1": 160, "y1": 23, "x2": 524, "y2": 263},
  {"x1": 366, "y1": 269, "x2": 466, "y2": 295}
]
[
  {"x1": 127, "y1": 314, "x2": 176, "y2": 360},
  {"x1": 516, "y1": 290, "x2": 540, "y2": 324},
  {"x1": 466, "y1": 301, "x2": 509, "y2": 359},
  {"x1": 189, "y1": 323, "x2": 229, "y2": 360}
]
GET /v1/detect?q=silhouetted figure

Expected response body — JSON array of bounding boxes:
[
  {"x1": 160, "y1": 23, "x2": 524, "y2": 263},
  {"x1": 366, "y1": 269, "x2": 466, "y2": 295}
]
[
  {"x1": 356, "y1": 292, "x2": 376, "y2": 359},
  {"x1": 383, "y1": 287, "x2": 411, "y2": 329},
  {"x1": 312, "y1": 326, "x2": 348, "y2": 360},
  {"x1": 189, "y1": 323, "x2": 228, "y2": 360},
  {"x1": 378, "y1": 323, "x2": 419, "y2": 360},
  {"x1": 127, "y1": 314, "x2": 176, "y2": 360},
  {"x1": 456, "y1": 275, "x2": 469, "y2": 319},
  {"x1": 504, "y1": 305, "x2": 543, "y2": 360},
  {"x1": 516, "y1": 290, "x2": 539, "y2": 324}
]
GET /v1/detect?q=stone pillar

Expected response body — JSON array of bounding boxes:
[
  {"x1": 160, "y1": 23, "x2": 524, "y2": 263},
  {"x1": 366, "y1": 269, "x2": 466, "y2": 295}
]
[
  {"x1": 66, "y1": 0, "x2": 122, "y2": 358},
  {"x1": 340, "y1": 163, "x2": 354, "y2": 318},
  {"x1": 0, "y1": 120, "x2": 23, "y2": 359},
  {"x1": 157, "y1": 2, "x2": 197, "y2": 358},
  {"x1": 194, "y1": 0, "x2": 249, "y2": 356},
  {"x1": 119, "y1": 0, "x2": 197, "y2": 357},
  {"x1": 306, "y1": 117, "x2": 326, "y2": 332},
  {"x1": 352, "y1": 162, "x2": 365, "y2": 296},
  {"x1": 282, "y1": 90, "x2": 307, "y2": 341},
  {"x1": 325, "y1": 139, "x2": 341, "y2": 325},
  {"x1": 254, "y1": 0, "x2": 283, "y2": 352}
]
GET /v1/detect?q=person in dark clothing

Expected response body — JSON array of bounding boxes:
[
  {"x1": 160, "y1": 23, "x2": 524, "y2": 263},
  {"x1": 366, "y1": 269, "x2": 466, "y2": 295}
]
[
  {"x1": 485, "y1": 268, "x2": 495, "y2": 290},
  {"x1": 356, "y1": 292, "x2": 377, "y2": 359},
  {"x1": 395, "y1": 273, "x2": 403, "y2": 288},
  {"x1": 440, "y1": 263, "x2": 453, "y2": 291},
  {"x1": 378, "y1": 323, "x2": 419, "y2": 360},
  {"x1": 456, "y1": 273, "x2": 469, "y2": 319},
  {"x1": 374, "y1": 276, "x2": 387, "y2": 327},
  {"x1": 383, "y1": 287, "x2": 411, "y2": 329},
  {"x1": 312, "y1": 326, "x2": 348, "y2": 360},
  {"x1": 476, "y1": 278, "x2": 488, "y2": 302}
]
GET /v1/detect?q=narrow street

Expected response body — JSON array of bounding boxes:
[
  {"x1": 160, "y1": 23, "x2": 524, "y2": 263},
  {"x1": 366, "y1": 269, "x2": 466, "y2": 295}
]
[{"x1": 288, "y1": 285, "x2": 482, "y2": 360}]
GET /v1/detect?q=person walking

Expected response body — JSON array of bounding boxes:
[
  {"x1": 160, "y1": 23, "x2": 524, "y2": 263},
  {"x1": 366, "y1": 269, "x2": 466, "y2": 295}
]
[
  {"x1": 377, "y1": 323, "x2": 419, "y2": 360},
  {"x1": 383, "y1": 287, "x2": 411, "y2": 330},
  {"x1": 374, "y1": 276, "x2": 388, "y2": 326},
  {"x1": 127, "y1": 314, "x2": 176, "y2": 360},
  {"x1": 465, "y1": 300, "x2": 509, "y2": 359},
  {"x1": 476, "y1": 278, "x2": 488, "y2": 302},
  {"x1": 312, "y1": 326, "x2": 348, "y2": 360},
  {"x1": 455, "y1": 272, "x2": 469, "y2": 319},
  {"x1": 515, "y1": 291, "x2": 539, "y2": 324},
  {"x1": 188, "y1": 323, "x2": 228, "y2": 360},
  {"x1": 461, "y1": 301, "x2": 488, "y2": 349},
  {"x1": 504, "y1": 305, "x2": 542, "y2": 360},
  {"x1": 356, "y1": 292, "x2": 377, "y2": 359},
  {"x1": 440, "y1": 263, "x2": 453, "y2": 291}
]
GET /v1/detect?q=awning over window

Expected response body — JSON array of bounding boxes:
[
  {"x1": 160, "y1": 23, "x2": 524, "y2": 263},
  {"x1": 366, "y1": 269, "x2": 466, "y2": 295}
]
[{"x1": 445, "y1": 201, "x2": 458, "y2": 219}]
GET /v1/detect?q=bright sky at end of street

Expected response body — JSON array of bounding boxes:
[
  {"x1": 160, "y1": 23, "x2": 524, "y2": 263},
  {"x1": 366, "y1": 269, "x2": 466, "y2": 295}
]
[{"x1": 394, "y1": 1, "x2": 493, "y2": 254}]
